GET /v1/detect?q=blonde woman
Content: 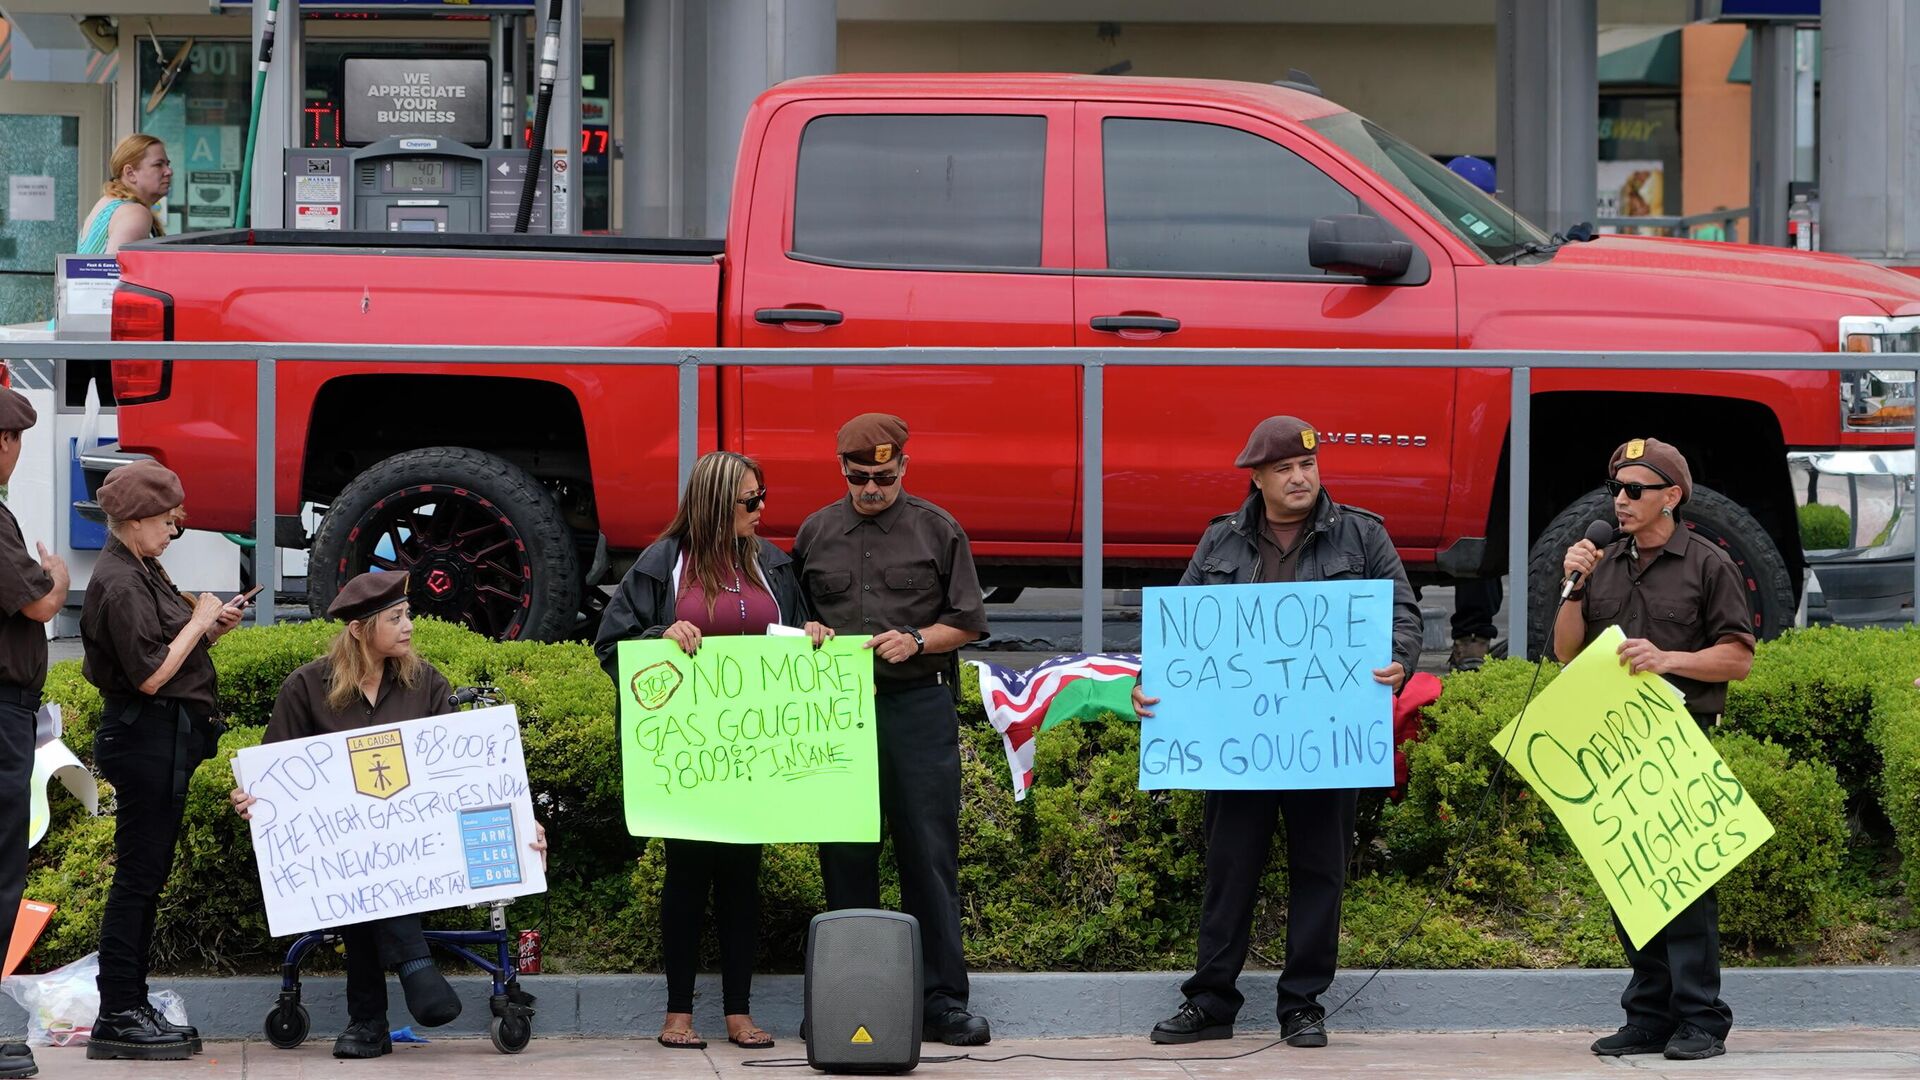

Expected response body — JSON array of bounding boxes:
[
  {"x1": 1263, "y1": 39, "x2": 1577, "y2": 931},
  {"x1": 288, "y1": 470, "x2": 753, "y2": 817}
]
[
  {"x1": 230, "y1": 570, "x2": 547, "y2": 1059},
  {"x1": 594, "y1": 450, "x2": 829, "y2": 1051},
  {"x1": 79, "y1": 135, "x2": 171, "y2": 255}
]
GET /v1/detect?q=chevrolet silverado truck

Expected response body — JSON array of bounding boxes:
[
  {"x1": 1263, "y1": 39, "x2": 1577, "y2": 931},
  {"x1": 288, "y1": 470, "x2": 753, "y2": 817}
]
[{"x1": 91, "y1": 73, "x2": 1920, "y2": 648}]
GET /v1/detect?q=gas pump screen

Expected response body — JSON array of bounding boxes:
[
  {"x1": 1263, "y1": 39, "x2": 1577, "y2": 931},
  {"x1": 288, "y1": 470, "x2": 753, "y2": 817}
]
[
  {"x1": 344, "y1": 57, "x2": 489, "y2": 147},
  {"x1": 390, "y1": 160, "x2": 447, "y2": 192}
]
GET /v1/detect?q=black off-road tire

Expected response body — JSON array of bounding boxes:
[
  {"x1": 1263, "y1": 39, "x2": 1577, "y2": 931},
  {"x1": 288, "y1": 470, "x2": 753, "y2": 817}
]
[
  {"x1": 1525, "y1": 483, "x2": 1795, "y2": 658},
  {"x1": 309, "y1": 447, "x2": 582, "y2": 641}
]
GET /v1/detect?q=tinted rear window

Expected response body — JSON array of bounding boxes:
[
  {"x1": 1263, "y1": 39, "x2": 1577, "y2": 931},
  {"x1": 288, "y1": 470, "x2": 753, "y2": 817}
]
[{"x1": 793, "y1": 114, "x2": 1047, "y2": 269}]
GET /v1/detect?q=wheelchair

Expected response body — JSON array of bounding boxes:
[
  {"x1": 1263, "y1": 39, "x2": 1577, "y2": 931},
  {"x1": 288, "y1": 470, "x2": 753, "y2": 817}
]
[{"x1": 260, "y1": 686, "x2": 539, "y2": 1055}]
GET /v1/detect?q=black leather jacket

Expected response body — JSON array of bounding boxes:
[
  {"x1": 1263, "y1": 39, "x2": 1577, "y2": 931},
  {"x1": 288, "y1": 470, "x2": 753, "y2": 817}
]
[
  {"x1": 1181, "y1": 490, "x2": 1424, "y2": 678},
  {"x1": 593, "y1": 536, "x2": 812, "y2": 681}
]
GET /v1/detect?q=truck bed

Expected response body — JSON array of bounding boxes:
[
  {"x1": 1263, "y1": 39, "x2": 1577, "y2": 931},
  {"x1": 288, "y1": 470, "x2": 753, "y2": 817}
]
[{"x1": 143, "y1": 229, "x2": 726, "y2": 260}]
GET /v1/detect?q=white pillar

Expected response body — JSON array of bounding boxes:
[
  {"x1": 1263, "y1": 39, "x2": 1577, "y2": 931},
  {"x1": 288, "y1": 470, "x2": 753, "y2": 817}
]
[
  {"x1": 1820, "y1": 0, "x2": 1920, "y2": 262},
  {"x1": 1495, "y1": 0, "x2": 1598, "y2": 236}
]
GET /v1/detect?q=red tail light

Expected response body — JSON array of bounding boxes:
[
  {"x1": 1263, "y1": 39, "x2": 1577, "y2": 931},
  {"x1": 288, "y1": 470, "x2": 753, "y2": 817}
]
[{"x1": 110, "y1": 284, "x2": 174, "y2": 404}]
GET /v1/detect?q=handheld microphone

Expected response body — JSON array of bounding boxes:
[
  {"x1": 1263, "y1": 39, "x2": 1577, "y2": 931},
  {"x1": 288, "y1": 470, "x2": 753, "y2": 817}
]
[{"x1": 1560, "y1": 520, "x2": 1620, "y2": 600}]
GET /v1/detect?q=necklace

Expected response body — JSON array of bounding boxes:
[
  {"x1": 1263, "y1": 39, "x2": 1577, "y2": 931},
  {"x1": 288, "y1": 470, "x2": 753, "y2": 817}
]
[{"x1": 720, "y1": 569, "x2": 748, "y2": 624}]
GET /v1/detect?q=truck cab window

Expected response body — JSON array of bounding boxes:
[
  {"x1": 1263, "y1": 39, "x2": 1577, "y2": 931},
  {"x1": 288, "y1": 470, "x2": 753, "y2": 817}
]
[
  {"x1": 1101, "y1": 117, "x2": 1358, "y2": 277},
  {"x1": 793, "y1": 114, "x2": 1046, "y2": 269},
  {"x1": 1305, "y1": 112, "x2": 1552, "y2": 263}
]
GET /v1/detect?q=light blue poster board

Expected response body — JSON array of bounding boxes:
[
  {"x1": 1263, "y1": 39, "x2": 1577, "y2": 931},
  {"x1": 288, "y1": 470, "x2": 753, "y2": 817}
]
[{"x1": 1138, "y1": 581, "x2": 1395, "y2": 790}]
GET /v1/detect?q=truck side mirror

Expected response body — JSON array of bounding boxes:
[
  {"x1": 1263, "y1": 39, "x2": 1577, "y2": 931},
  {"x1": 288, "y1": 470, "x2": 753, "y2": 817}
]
[{"x1": 1308, "y1": 214, "x2": 1415, "y2": 280}]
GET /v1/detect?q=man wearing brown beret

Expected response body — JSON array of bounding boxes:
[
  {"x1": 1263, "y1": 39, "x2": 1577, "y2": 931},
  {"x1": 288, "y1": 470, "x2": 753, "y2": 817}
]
[
  {"x1": 1556, "y1": 438, "x2": 1753, "y2": 1062},
  {"x1": 1138, "y1": 415, "x2": 1421, "y2": 1050},
  {"x1": 0, "y1": 387, "x2": 67, "y2": 1080},
  {"x1": 793, "y1": 413, "x2": 993, "y2": 1046}
]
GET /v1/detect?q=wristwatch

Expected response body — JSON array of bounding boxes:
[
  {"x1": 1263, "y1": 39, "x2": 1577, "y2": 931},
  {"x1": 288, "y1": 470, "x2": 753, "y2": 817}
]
[{"x1": 905, "y1": 627, "x2": 926, "y2": 655}]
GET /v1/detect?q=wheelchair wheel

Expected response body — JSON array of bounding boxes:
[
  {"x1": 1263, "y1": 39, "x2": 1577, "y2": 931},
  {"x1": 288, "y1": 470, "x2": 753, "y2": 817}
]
[
  {"x1": 490, "y1": 1014, "x2": 532, "y2": 1054},
  {"x1": 265, "y1": 1003, "x2": 310, "y2": 1049}
]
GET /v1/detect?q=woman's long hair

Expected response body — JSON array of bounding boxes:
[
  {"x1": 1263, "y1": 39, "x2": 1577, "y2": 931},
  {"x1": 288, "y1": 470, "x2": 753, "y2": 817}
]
[
  {"x1": 324, "y1": 616, "x2": 421, "y2": 712},
  {"x1": 659, "y1": 450, "x2": 767, "y2": 616},
  {"x1": 102, "y1": 134, "x2": 167, "y2": 236}
]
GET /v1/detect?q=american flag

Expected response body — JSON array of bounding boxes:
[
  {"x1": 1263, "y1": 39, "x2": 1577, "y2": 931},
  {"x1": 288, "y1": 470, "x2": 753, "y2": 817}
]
[{"x1": 970, "y1": 653, "x2": 1142, "y2": 800}]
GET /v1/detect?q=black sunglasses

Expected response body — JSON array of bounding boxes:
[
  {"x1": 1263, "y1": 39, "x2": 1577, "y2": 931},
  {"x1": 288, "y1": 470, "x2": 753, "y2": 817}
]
[
  {"x1": 844, "y1": 469, "x2": 900, "y2": 488},
  {"x1": 1605, "y1": 479, "x2": 1675, "y2": 500},
  {"x1": 737, "y1": 489, "x2": 766, "y2": 512}
]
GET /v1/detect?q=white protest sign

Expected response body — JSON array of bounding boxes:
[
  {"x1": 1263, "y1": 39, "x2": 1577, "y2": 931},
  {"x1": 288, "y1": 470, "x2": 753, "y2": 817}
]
[{"x1": 231, "y1": 704, "x2": 546, "y2": 937}]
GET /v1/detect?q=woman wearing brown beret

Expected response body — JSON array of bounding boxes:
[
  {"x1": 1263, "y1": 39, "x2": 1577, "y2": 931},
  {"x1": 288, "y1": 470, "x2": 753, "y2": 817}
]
[
  {"x1": 228, "y1": 570, "x2": 548, "y2": 1059},
  {"x1": 81, "y1": 459, "x2": 243, "y2": 1061}
]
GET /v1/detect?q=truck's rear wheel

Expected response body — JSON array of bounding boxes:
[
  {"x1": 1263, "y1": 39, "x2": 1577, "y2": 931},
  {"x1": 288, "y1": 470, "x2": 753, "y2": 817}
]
[
  {"x1": 309, "y1": 447, "x2": 582, "y2": 641},
  {"x1": 1525, "y1": 483, "x2": 1794, "y2": 658}
]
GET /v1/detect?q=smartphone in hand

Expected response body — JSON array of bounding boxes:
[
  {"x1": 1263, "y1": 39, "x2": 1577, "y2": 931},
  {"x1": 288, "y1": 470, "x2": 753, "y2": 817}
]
[{"x1": 226, "y1": 584, "x2": 266, "y2": 610}]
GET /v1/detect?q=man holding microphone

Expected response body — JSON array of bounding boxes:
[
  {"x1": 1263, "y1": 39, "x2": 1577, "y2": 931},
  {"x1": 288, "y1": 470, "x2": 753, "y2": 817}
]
[{"x1": 1555, "y1": 437, "x2": 1753, "y2": 1062}]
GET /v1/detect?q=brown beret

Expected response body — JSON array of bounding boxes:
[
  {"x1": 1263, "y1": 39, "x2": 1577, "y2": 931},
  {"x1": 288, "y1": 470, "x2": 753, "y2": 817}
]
[
  {"x1": 1234, "y1": 415, "x2": 1320, "y2": 468},
  {"x1": 1609, "y1": 437, "x2": 1692, "y2": 505},
  {"x1": 837, "y1": 412, "x2": 908, "y2": 467},
  {"x1": 328, "y1": 571, "x2": 410, "y2": 622},
  {"x1": 96, "y1": 458, "x2": 184, "y2": 521},
  {"x1": 0, "y1": 387, "x2": 37, "y2": 433}
]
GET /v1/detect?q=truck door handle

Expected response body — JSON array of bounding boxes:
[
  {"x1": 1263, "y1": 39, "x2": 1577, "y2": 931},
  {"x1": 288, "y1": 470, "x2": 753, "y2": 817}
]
[
  {"x1": 755, "y1": 307, "x2": 844, "y2": 327},
  {"x1": 1089, "y1": 315, "x2": 1181, "y2": 334}
]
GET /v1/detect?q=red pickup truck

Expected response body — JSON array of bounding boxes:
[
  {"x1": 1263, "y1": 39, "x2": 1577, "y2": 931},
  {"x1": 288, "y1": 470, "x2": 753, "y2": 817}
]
[{"x1": 96, "y1": 73, "x2": 1920, "y2": 647}]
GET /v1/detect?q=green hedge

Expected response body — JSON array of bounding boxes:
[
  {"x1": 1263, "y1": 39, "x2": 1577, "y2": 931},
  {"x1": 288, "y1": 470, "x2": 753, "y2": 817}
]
[
  {"x1": 1797, "y1": 504, "x2": 1853, "y2": 551},
  {"x1": 22, "y1": 619, "x2": 1890, "y2": 975}
]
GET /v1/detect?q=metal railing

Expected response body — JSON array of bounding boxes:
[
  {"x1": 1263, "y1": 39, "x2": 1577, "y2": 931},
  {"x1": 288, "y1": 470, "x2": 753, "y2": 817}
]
[
  {"x1": 10, "y1": 341, "x2": 1916, "y2": 654},
  {"x1": 1593, "y1": 207, "x2": 1755, "y2": 241}
]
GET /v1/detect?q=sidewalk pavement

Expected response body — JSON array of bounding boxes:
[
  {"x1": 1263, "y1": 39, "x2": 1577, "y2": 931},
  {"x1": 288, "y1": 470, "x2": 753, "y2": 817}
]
[{"x1": 22, "y1": 1031, "x2": 1920, "y2": 1080}]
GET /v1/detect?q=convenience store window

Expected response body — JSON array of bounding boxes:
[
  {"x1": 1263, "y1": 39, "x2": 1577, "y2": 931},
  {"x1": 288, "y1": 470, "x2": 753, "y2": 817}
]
[{"x1": 135, "y1": 40, "x2": 254, "y2": 234}]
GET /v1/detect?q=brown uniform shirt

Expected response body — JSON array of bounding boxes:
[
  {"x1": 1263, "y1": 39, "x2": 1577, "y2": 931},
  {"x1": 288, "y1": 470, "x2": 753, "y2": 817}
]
[
  {"x1": 81, "y1": 537, "x2": 219, "y2": 713},
  {"x1": 1253, "y1": 520, "x2": 1305, "y2": 584},
  {"x1": 0, "y1": 501, "x2": 52, "y2": 692},
  {"x1": 1578, "y1": 527, "x2": 1756, "y2": 717},
  {"x1": 264, "y1": 656, "x2": 455, "y2": 744},
  {"x1": 793, "y1": 493, "x2": 990, "y2": 690}
]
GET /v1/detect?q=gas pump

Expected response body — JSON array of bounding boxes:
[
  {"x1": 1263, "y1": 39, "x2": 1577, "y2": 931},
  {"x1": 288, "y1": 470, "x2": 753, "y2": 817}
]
[{"x1": 253, "y1": 0, "x2": 577, "y2": 235}]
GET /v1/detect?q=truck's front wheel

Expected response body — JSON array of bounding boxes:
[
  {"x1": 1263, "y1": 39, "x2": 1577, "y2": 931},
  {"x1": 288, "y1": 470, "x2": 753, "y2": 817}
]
[
  {"x1": 309, "y1": 447, "x2": 582, "y2": 641},
  {"x1": 1525, "y1": 483, "x2": 1794, "y2": 658}
]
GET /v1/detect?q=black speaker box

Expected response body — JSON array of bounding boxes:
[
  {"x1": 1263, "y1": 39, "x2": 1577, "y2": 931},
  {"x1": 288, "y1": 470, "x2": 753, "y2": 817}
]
[{"x1": 805, "y1": 909, "x2": 922, "y2": 1074}]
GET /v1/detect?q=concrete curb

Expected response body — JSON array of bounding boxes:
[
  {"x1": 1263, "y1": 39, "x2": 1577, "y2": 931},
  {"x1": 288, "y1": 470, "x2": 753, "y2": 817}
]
[{"x1": 4, "y1": 968, "x2": 1917, "y2": 1041}]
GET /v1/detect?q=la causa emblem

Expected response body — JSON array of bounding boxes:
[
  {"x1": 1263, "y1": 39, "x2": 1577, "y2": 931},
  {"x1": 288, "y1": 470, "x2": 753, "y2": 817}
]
[{"x1": 347, "y1": 729, "x2": 410, "y2": 800}]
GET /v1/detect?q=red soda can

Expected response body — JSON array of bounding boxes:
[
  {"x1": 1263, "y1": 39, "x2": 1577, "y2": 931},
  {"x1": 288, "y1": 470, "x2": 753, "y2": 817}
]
[{"x1": 517, "y1": 930, "x2": 542, "y2": 974}]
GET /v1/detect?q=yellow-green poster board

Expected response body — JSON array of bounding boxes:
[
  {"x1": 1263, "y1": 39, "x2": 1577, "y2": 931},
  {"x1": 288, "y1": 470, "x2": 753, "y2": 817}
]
[
  {"x1": 616, "y1": 636, "x2": 879, "y2": 843},
  {"x1": 1490, "y1": 626, "x2": 1774, "y2": 948}
]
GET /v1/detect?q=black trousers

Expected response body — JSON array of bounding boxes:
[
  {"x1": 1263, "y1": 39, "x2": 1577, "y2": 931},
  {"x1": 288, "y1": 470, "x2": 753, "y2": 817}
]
[
  {"x1": 1450, "y1": 577, "x2": 1502, "y2": 640},
  {"x1": 0, "y1": 700, "x2": 32, "y2": 986},
  {"x1": 1613, "y1": 887, "x2": 1731, "y2": 1039},
  {"x1": 819, "y1": 684, "x2": 968, "y2": 1016},
  {"x1": 661, "y1": 839, "x2": 762, "y2": 1015},
  {"x1": 1182, "y1": 788, "x2": 1358, "y2": 1022},
  {"x1": 341, "y1": 915, "x2": 432, "y2": 1023},
  {"x1": 92, "y1": 716, "x2": 211, "y2": 1014}
]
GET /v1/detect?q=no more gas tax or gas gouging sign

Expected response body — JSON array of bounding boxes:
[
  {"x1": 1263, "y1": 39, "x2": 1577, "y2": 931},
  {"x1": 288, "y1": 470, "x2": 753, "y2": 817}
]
[
  {"x1": 617, "y1": 636, "x2": 878, "y2": 844},
  {"x1": 1491, "y1": 626, "x2": 1775, "y2": 948},
  {"x1": 1138, "y1": 580, "x2": 1395, "y2": 790},
  {"x1": 231, "y1": 704, "x2": 546, "y2": 938}
]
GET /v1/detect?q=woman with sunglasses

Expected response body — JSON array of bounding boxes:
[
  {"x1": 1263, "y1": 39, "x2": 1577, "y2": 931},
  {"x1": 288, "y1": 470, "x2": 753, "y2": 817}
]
[
  {"x1": 1554, "y1": 437, "x2": 1753, "y2": 1063},
  {"x1": 593, "y1": 450, "x2": 829, "y2": 1051}
]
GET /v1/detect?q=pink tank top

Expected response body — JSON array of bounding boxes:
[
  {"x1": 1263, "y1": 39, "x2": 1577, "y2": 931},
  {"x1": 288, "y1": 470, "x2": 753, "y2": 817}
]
[{"x1": 674, "y1": 564, "x2": 780, "y2": 636}]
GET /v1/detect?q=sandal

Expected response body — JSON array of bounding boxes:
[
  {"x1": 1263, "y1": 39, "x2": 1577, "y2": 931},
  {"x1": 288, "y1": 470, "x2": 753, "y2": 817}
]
[
  {"x1": 657, "y1": 1028, "x2": 707, "y2": 1050},
  {"x1": 727, "y1": 1024, "x2": 775, "y2": 1050}
]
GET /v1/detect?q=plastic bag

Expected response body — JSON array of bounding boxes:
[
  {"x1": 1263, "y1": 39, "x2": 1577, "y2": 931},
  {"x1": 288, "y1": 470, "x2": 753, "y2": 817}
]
[{"x1": 0, "y1": 952, "x2": 190, "y2": 1047}]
